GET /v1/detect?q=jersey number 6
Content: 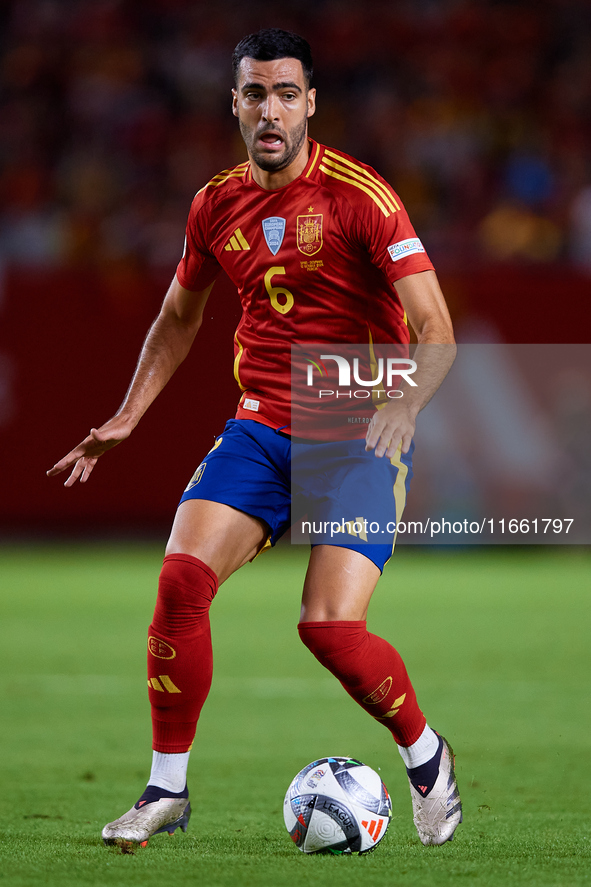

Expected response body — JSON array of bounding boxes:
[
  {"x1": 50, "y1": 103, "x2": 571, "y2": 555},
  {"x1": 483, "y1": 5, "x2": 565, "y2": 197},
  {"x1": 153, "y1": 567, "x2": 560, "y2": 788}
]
[{"x1": 264, "y1": 266, "x2": 294, "y2": 315}]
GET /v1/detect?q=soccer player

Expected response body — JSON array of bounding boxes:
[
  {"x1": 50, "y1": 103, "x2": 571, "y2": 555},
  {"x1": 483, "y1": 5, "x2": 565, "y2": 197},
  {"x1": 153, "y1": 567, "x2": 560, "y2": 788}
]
[{"x1": 48, "y1": 29, "x2": 461, "y2": 848}]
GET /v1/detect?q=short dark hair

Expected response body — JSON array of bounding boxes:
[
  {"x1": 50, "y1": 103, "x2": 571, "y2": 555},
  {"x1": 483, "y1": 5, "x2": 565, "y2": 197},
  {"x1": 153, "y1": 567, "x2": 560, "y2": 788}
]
[{"x1": 232, "y1": 29, "x2": 313, "y2": 89}]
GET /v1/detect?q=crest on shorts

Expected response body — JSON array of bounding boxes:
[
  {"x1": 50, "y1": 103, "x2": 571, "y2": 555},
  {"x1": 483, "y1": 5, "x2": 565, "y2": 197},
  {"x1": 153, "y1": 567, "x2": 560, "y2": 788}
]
[
  {"x1": 184, "y1": 462, "x2": 206, "y2": 491},
  {"x1": 297, "y1": 213, "x2": 323, "y2": 256},
  {"x1": 262, "y1": 217, "x2": 286, "y2": 255}
]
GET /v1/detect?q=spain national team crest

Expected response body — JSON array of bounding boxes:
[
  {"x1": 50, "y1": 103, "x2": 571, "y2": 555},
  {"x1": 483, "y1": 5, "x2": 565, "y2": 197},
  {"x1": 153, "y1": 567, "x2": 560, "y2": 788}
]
[
  {"x1": 297, "y1": 213, "x2": 323, "y2": 256},
  {"x1": 184, "y1": 462, "x2": 206, "y2": 491},
  {"x1": 262, "y1": 217, "x2": 286, "y2": 255}
]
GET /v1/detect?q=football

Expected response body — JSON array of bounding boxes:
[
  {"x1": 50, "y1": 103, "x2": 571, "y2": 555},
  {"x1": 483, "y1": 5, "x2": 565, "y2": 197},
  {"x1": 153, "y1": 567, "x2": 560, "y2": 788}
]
[{"x1": 283, "y1": 757, "x2": 392, "y2": 854}]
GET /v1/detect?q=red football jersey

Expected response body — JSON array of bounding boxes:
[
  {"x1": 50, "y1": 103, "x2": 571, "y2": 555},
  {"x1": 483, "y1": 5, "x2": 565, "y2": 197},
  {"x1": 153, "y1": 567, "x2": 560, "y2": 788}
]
[{"x1": 176, "y1": 139, "x2": 434, "y2": 431}]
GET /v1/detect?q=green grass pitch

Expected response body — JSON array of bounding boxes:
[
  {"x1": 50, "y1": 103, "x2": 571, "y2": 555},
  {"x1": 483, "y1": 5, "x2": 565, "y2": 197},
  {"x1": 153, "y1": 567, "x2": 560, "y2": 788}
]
[{"x1": 0, "y1": 543, "x2": 590, "y2": 887}]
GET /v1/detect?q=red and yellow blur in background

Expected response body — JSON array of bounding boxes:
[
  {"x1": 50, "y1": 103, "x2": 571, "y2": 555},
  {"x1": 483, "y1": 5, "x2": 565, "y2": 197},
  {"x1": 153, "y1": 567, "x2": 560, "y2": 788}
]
[{"x1": 1, "y1": 0, "x2": 590, "y2": 535}]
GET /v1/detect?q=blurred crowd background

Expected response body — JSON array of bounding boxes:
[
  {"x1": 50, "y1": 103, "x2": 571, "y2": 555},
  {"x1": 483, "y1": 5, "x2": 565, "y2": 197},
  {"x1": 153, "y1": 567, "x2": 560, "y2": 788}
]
[
  {"x1": 1, "y1": 0, "x2": 590, "y2": 535},
  {"x1": 2, "y1": 0, "x2": 591, "y2": 273}
]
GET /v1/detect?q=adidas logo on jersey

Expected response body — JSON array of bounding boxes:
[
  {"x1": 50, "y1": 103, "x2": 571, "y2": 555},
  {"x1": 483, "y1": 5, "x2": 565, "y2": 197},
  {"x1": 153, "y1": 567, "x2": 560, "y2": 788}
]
[{"x1": 224, "y1": 228, "x2": 250, "y2": 251}]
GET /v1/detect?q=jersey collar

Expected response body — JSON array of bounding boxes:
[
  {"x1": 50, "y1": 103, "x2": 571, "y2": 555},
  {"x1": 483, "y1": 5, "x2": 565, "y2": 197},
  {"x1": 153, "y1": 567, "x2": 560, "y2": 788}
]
[{"x1": 245, "y1": 138, "x2": 323, "y2": 191}]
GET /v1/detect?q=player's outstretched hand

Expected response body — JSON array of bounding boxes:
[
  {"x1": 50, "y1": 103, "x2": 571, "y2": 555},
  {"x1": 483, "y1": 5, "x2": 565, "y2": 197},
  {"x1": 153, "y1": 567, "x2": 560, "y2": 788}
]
[
  {"x1": 46, "y1": 416, "x2": 133, "y2": 486},
  {"x1": 365, "y1": 401, "x2": 416, "y2": 459}
]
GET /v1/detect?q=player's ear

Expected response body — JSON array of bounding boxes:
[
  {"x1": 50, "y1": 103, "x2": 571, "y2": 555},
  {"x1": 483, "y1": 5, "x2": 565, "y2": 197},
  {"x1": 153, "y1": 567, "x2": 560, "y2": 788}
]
[
  {"x1": 307, "y1": 88, "x2": 316, "y2": 119},
  {"x1": 232, "y1": 89, "x2": 238, "y2": 117}
]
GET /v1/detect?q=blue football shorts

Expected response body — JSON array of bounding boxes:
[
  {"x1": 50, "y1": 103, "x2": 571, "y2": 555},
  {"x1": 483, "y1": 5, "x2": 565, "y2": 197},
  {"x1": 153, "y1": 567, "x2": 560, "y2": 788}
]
[{"x1": 179, "y1": 418, "x2": 413, "y2": 572}]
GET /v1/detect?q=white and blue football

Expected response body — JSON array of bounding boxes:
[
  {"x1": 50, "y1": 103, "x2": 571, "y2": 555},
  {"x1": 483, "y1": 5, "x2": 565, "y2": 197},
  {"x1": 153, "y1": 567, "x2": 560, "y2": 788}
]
[{"x1": 283, "y1": 757, "x2": 392, "y2": 854}]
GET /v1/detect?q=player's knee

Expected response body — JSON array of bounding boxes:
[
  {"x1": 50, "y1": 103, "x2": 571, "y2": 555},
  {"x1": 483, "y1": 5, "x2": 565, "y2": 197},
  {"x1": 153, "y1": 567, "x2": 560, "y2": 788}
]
[
  {"x1": 153, "y1": 554, "x2": 218, "y2": 631},
  {"x1": 297, "y1": 620, "x2": 368, "y2": 668}
]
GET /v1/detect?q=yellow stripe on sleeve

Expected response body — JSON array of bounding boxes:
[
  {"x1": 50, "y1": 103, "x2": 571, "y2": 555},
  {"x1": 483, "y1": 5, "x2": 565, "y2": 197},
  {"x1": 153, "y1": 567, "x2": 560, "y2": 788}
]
[
  {"x1": 305, "y1": 141, "x2": 322, "y2": 177},
  {"x1": 213, "y1": 170, "x2": 247, "y2": 187},
  {"x1": 196, "y1": 165, "x2": 248, "y2": 195},
  {"x1": 324, "y1": 150, "x2": 401, "y2": 211},
  {"x1": 319, "y1": 164, "x2": 391, "y2": 217}
]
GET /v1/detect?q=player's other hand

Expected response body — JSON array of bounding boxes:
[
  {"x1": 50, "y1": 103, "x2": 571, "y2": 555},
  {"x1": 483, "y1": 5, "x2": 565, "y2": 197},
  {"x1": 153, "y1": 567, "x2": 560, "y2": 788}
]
[
  {"x1": 46, "y1": 415, "x2": 133, "y2": 486},
  {"x1": 365, "y1": 401, "x2": 416, "y2": 459}
]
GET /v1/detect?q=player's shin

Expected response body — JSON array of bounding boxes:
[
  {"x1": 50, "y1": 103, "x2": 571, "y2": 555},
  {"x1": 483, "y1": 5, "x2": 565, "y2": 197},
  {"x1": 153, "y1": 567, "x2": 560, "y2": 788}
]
[
  {"x1": 101, "y1": 553, "x2": 216, "y2": 845},
  {"x1": 296, "y1": 620, "x2": 462, "y2": 846},
  {"x1": 148, "y1": 554, "x2": 219, "y2": 756},
  {"x1": 297, "y1": 620, "x2": 426, "y2": 745}
]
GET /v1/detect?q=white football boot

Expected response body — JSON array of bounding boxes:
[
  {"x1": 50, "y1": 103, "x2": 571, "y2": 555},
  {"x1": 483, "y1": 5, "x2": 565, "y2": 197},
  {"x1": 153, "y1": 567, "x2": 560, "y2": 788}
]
[
  {"x1": 408, "y1": 736, "x2": 462, "y2": 845},
  {"x1": 102, "y1": 795, "x2": 191, "y2": 847}
]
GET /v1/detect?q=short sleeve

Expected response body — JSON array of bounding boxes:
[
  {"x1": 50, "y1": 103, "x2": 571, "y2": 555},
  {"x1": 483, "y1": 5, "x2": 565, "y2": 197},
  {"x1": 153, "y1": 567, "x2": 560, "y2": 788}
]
[
  {"x1": 175, "y1": 192, "x2": 222, "y2": 291},
  {"x1": 354, "y1": 180, "x2": 434, "y2": 285}
]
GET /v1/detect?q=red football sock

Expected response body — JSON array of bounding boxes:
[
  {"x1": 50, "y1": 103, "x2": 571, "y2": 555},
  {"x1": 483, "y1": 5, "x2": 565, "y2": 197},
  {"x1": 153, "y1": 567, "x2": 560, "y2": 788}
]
[
  {"x1": 147, "y1": 553, "x2": 218, "y2": 753},
  {"x1": 298, "y1": 620, "x2": 426, "y2": 746}
]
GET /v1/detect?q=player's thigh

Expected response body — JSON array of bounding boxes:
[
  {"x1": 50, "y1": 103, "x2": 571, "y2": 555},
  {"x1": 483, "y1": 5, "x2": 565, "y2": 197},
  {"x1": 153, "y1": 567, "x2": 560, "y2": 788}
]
[
  {"x1": 300, "y1": 545, "x2": 381, "y2": 623},
  {"x1": 166, "y1": 499, "x2": 267, "y2": 585}
]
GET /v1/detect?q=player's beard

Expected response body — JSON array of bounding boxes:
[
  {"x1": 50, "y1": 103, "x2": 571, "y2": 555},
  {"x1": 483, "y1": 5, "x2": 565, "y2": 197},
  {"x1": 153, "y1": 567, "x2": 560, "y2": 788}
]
[{"x1": 240, "y1": 114, "x2": 308, "y2": 173}]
